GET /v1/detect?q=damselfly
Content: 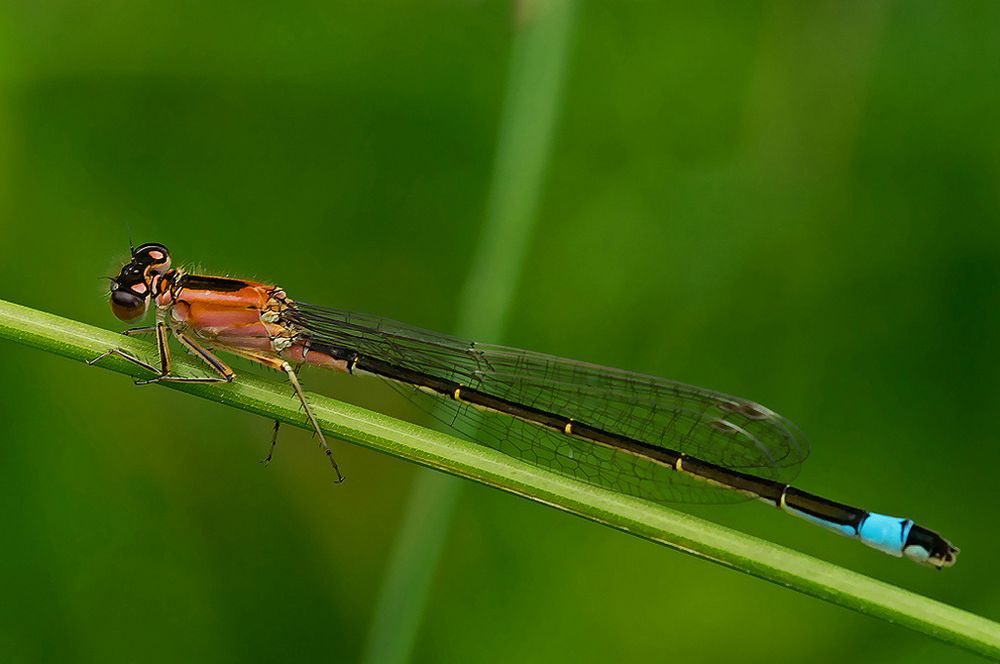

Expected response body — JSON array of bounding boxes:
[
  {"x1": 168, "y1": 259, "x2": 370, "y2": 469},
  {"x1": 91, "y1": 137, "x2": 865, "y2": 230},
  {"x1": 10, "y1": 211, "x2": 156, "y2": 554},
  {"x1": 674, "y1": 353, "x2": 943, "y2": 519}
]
[{"x1": 90, "y1": 242, "x2": 958, "y2": 569}]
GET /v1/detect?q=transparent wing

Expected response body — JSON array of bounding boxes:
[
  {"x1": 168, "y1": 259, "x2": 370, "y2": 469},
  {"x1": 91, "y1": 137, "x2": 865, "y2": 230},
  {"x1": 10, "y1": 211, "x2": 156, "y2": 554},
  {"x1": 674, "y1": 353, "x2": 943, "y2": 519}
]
[{"x1": 288, "y1": 302, "x2": 809, "y2": 505}]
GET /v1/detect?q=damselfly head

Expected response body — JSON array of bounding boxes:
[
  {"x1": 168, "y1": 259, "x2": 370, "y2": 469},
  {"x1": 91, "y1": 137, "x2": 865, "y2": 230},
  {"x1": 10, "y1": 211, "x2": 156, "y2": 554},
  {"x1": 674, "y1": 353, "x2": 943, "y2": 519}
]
[{"x1": 107, "y1": 242, "x2": 172, "y2": 321}]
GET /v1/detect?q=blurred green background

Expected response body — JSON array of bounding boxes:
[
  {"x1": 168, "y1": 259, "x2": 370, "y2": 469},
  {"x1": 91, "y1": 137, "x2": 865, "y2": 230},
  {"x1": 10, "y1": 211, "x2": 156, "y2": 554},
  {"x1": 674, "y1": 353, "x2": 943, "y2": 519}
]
[{"x1": 1, "y1": 1, "x2": 999, "y2": 662}]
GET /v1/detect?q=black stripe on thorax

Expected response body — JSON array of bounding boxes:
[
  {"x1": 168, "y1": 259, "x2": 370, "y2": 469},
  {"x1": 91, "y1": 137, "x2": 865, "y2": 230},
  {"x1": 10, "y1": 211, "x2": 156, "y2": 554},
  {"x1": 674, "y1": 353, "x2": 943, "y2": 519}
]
[{"x1": 178, "y1": 274, "x2": 253, "y2": 292}]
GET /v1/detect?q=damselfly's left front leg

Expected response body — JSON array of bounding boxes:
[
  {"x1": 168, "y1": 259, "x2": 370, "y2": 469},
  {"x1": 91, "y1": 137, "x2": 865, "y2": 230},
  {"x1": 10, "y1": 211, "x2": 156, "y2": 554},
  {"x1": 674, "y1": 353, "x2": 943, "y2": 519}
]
[
  {"x1": 87, "y1": 326, "x2": 162, "y2": 375},
  {"x1": 90, "y1": 321, "x2": 235, "y2": 385}
]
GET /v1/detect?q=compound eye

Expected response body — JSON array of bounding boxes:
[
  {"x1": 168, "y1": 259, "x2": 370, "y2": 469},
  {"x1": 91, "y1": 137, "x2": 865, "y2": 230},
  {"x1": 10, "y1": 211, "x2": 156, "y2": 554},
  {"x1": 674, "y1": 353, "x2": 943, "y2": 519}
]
[
  {"x1": 134, "y1": 243, "x2": 172, "y2": 275},
  {"x1": 110, "y1": 288, "x2": 148, "y2": 322}
]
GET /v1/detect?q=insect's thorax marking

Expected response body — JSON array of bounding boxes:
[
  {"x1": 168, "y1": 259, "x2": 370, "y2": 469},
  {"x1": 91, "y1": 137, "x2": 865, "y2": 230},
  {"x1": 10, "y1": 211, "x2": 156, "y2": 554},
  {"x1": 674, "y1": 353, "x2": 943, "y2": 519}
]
[
  {"x1": 153, "y1": 271, "x2": 303, "y2": 354},
  {"x1": 261, "y1": 288, "x2": 298, "y2": 352}
]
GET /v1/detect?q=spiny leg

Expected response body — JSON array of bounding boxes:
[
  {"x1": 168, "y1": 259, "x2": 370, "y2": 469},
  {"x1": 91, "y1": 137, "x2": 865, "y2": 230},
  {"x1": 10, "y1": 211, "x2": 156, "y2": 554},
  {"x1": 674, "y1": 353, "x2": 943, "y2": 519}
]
[
  {"x1": 281, "y1": 361, "x2": 345, "y2": 482},
  {"x1": 87, "y1": 347, "x2": 159, "y2": 375},
  {"x1": 223, "y1": 347, "x2": 344, "y2": 481},
  {"x1": 171, "y1": 328, "x2": 236, "y2": 381},
  {"x1": 134, "y1": 323, "x2": 235, "y2": 385},
  {"x1": 261, "y1": 420, "x2": 280, "y2": 466},
  {"x1": 122, "y1": 326, "x2": 157, "y2": 336},
  {"x1": 88, "y1": 326, "x2": 165, "y2": 376}
]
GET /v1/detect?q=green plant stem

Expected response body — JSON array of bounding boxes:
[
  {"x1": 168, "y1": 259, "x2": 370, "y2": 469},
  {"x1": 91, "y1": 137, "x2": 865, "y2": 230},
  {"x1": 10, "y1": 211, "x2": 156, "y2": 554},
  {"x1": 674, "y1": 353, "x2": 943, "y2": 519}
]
[{"x1": 2, "y1": 301, "x2": 1000, "y2": 659}]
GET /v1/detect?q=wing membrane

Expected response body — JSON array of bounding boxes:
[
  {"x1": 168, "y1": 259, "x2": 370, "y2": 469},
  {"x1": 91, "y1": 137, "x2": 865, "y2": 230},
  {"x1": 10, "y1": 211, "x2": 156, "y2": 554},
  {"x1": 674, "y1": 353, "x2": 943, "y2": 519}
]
[{"x1": 288, "y1": 302, "x2": 809, "y2": 504}]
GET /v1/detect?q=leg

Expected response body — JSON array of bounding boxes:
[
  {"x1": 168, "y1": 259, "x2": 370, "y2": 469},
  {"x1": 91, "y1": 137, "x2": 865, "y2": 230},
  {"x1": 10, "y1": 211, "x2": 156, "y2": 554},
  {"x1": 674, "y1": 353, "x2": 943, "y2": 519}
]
[
  {"x1": 281, "y1": 362, "x2": 344, "y2": 482},
  {"x1": 134, "y1": 323, "x2": 235, "y2": 385},
  {"x1": 122, "y1": 326, "x2": 157, "y2": 336},
  {"x1": 261, "y1": 420, "x2": 280, "y2": 466},
  {"x1": 224, "y1": 347, "x2": 344, "y2": 481},
  {"x1": 88, "y1": 325, "x2": 164, "y2": 376},
  {"x1": 87, "y1": 347, "x2": 160, "y2": 374},
  {"x1": 281, "y1": 361, "x2": 345, "y2": 482}
]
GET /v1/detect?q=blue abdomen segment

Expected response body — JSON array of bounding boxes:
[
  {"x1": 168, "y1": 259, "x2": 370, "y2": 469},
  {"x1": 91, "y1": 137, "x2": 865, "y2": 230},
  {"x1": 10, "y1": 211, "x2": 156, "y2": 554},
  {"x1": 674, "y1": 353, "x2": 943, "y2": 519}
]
[
  {"x1": 857, "y1": 513, "x2": 912, "y2": 557},
  {"x1": 778, "y1": 486, "x2": 957, "y2": 567},
  {"x1": 781, "y1": 487, "x2": 915, "y2": 558},
  {"x1": 779, "y1": 487, "x2": 913, "y2": 555}
]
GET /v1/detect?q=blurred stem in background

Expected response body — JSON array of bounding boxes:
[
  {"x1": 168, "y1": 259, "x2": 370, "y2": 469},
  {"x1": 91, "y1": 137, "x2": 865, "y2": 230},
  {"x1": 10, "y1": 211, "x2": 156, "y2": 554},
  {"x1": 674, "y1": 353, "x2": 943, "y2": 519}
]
[{"x1": 362, "y1": 1, "x2": 577, "y2": 662}]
